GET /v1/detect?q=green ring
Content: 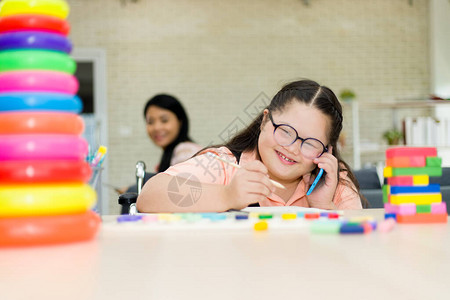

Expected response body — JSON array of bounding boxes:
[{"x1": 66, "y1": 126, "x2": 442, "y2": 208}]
[{"x1": 0, "y1": 50, "x2": 76, "y2": 74}]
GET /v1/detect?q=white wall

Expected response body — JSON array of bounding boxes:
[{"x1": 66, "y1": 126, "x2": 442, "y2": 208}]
[{"x1": 430, "y1": 0, "x2": 450, "y2": 99}]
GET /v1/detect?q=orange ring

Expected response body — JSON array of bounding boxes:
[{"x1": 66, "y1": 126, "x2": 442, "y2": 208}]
[
  {"x1": 0, "y1": 160, "x2": 92, "y2": 183},
  {"x1": 0, "y1": 210, "x2": 101, "y2": 247},
  {"x1": 0, "y1": 111, "x2": 84, "y2": 134}
]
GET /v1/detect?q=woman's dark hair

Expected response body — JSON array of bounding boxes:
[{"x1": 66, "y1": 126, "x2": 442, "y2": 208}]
[
  {"x1": 144, "y1": 94, "x2": 192, "y2": 172},
  {"x1": 222, "y1": 79, "x2": 368, "y2": 208}
]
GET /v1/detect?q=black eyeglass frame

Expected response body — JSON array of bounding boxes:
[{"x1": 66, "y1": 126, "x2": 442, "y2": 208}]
[{"x1": 267, "y1": 111, "x2": 328, "y2": 158}]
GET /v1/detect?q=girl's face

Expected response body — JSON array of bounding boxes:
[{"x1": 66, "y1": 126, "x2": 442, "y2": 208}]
[
  {"x1": 145, "y1": 106, "x2": 181, "y2": 149},
  {"x1": 258, "y1": 101, "x2": 330, "y2": 184}
]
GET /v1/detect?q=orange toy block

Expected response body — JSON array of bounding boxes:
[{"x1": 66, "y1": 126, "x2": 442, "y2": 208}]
[
  {"x1": 386, "y1": 147, "x2": 437, "y2": 159},
  {"x1": 386, "y1": 156, "x2": 426, "y2": 168},
  {"x1": 396, "y1": 213, "x2": 447, "y2": 224}
]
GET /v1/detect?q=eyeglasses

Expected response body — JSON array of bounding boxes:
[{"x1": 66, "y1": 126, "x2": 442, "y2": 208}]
[{"x1": 268, "y1": 111, "x2": 328, "y2": 159}]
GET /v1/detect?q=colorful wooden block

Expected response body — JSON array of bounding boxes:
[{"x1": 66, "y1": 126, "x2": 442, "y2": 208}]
[
  {"x1": 310, "y1": 220, "x2": 341, "y2": 234},
  {"x1": 389, "y1": 193, "x2": 442, "y2": 205},
  {"x1": 382, "y1": 184, "x2": 389, "y2": 203},
  {"x1": 416, "y1": 204, "x2": 431, "y2": 214},
  {"x1": 340, "y1": 223, "x2": 364, "y2": 234},
  {"x1": 426, "y1": 156, "x2": 442, "y2": 167},
  {"x1": 431, "y1": 202, "x2": 447, "y2": 214},
  {"x1": 396, "y1": 213, "x2": 447, "y2": 224},
  {"x1": 386, "y1": 147, "x2": 437, "y2": 159},
  {"x1": 387, "y1": 175, "x2": 429, "y2": 186},
  {"x1": 413, "y1": 175, "x2": 430, "y2": 186},
  {"x1": 389, "y1": 184, "x2": 440, "y2": 195},
  {"x1": 386, "y1": 156, "x2": 426, "y2": 168},
  {"x1": 383, "y1": 166, "x2": 442, "y2": 177},
  {"x1": 385, "y1": 203, "x2": 437, "y2": 215}
]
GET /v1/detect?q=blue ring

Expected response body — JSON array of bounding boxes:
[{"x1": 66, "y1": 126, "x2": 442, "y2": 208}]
[
  {"x1": 0, "y1": 31, "x2": 72, "y2": 53},
  {"x1": 0, "y1": 92, "x2": 82, "y2": 113}
]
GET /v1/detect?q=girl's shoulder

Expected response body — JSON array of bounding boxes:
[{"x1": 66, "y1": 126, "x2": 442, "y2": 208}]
[
  {"x1": 174, "y1": 141, "x2": 203, "y2": 154},
  {"x1": 170, "y1": 142, "x2": 204, "y2": 166}
]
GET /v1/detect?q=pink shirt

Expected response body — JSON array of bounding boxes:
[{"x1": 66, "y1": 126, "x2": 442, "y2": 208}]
[{"x1": 164, "y1": 147, "x2": 362, "y2": 210}]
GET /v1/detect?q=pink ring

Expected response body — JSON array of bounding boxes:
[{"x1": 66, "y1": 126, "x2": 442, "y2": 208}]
[
  {"x1": 0, "y1": 70, "x2": 78, "y2": 94},
  {"x1": 0, "y1": 134, "x2": 88, "y2": 161}
]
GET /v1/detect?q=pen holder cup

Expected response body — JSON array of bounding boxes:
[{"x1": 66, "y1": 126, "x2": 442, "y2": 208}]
[{"x1": 89, "y1": 167, "x2": 103, "y2": 190}]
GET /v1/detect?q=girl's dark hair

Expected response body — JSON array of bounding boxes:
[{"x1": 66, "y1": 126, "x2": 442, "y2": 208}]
[
  {"x1": 223, "y1": 79, "x2": 368, "y2": 208},
  {"x1": 144, "y1": 94, "x2": 193, "y2": 172}
]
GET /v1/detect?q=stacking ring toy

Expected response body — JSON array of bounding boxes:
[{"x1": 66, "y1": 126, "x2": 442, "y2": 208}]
[
  {"x1": 0, "y1": 14, "x2": 70, "y2": 35},
  {"x1": 0, "y1": 92, "x2": 82, "y2": 113},
  {"x1": 0, "y1": 183, "x2": 96, "y2": 217},
  {"x1": 0, "y1": 31, "x2": 72, "y2": 53},
  {"x1": 0, "y1": 160, "x2": 92, "y2": 183},
  {"x1": 0, "y1": 0, "x2": 69, "y2": 19},
  {"x1": 0, "y1": 134, "x2": 88, "y2": 161},
  {"x1": 0, "y1": 111, "x2": 84, "y2": 134},
  {"x1": 0, "y1": 50, "x2": 76, "y2": 74},
  {"x1": 0, "y1": 210, "x2": 101, "y2": 247},
  {"x1": 0, "y1": 70, "x2": 78, "y2": 94}
]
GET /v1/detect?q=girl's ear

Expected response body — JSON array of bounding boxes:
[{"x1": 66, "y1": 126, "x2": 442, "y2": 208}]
[{"x1": 260, "y1": 109, "x2": 269, "y2": 131}]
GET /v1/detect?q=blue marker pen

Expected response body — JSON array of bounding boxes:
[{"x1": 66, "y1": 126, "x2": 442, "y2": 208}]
[{"x1": 306, "y1": 168, "x2": 324, "y2": 196}]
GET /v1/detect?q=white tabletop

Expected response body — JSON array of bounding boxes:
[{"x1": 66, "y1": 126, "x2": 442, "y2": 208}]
[{"x1": 1, "y1": 208, "x2": 449, "y2": 300}]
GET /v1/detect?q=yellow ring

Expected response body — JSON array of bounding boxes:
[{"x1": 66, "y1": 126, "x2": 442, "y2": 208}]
[
  {"x1": 0, "y1": 183, "x2": 96, "y2": 217},
  {"x1": 0, "y1": 0, "x2": 70, "y2": 19}
]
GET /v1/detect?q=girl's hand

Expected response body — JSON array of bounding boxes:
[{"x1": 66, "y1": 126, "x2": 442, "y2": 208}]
[
  {"x1": 303, "y1": 146, "x2": 338, "y2": 210},
  {"x1": 223, "y1": 160, "x2": 275, "y2": 209}
]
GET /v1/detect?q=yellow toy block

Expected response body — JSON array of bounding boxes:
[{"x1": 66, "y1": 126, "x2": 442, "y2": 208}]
[
  {"x1": 384, "y1": 167, "x2": 393, "y2": 178},
  {"x1": 389, "y1": 193, "x2": 442, "y2": 205},
  {"x1": 413, "y1": 175, "x2": 429, "y2": 185}
]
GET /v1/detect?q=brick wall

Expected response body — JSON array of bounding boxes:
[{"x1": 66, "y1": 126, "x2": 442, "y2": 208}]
[{"x1": 67, "y1": 0, "x2": 430, "y2": 213}]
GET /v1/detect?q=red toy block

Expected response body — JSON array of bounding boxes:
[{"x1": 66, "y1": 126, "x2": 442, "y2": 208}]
[
  {"x1": 396, "y1": 213, "x2": 447, "y2": 224},
  {"x1": 386, "y1": 147, "x2": 437, "y2": 159},
  {"x1": 386, "y1": 156, "x2": 426, "y2": 168}
]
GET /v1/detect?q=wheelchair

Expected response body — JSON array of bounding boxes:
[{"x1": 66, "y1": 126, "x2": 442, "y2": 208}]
[{"x1": 118, "y1": 161, "x2": 155, "y2": 215}]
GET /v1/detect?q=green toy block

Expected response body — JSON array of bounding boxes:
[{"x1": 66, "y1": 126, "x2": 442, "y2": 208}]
[
  {"x1": 416, "y1": 204, "x2": 432, "y2": 214},
  {"x1": 382, "y1": 185, "x2": 389, "y2": 203},
  {"x1": 426, "y1": 157, "x2": 442, "y2": 167},
  {"x1": 391, "y1": 166, "x2": 442, "y2": 177}
]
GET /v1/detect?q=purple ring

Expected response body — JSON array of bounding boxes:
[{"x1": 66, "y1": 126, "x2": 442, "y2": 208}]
[{"x1": 0, "y1": 31, "x2": 72, "y2": 53}]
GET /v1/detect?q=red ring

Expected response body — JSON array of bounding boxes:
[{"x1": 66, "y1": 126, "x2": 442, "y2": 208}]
[
  {"x1": 0, "y1": 14, "x2": 70, "y2": 35},
  {"x1": 0, "y1": 112, "x2": 84, "y2": 135},
  {"x1": 0, "y1": 160, "x2": 92, "y2": 183},
  {"x1": 0, "y1": 211, "x2": 101, "y2": 247}
]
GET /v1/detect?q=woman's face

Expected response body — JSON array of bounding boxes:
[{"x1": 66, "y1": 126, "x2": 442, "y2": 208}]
[
  {"x1": 258, "y1": 101, "x2": 330, "y2": 184},
  {"x1": 145, "y1": 106, "x2": 181, "y2": 149}
]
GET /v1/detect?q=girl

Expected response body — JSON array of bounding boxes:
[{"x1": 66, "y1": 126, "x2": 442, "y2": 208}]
[{"x1": 137, "y1": 80, "x2": 367, "y2": 212}]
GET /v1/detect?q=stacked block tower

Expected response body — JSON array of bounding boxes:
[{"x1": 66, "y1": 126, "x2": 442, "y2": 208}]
[
  {"x1": 383, "y1": 147, "x2": 447, "y2": 224},
  {"x1": 0, "y1": 0, "x2": 101, "y2": 246}
]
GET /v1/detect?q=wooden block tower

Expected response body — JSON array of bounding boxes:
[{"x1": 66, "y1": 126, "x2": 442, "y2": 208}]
[{"x1": 383, "y1": 147, "x2": 447, "y2": 224}]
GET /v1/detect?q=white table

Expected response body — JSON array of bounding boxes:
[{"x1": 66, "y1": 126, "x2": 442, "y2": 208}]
[{"x1": 1, "y1": 209, "x2": 449, "y2": 300}]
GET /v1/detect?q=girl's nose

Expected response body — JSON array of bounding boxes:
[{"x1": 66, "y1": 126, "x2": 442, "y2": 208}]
[{"x1": 284, "y1": 140, "x2": 301, "y2": 156}]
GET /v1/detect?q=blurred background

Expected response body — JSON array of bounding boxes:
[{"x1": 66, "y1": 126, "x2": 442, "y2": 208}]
[{"x1": 66, "y1": 0, "x2": 450, "y2": 214}]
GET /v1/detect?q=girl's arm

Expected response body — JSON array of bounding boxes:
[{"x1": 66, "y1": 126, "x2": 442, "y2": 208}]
[{"x1": 136, "y1": 161, "x2": 274, "y2": 213}]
